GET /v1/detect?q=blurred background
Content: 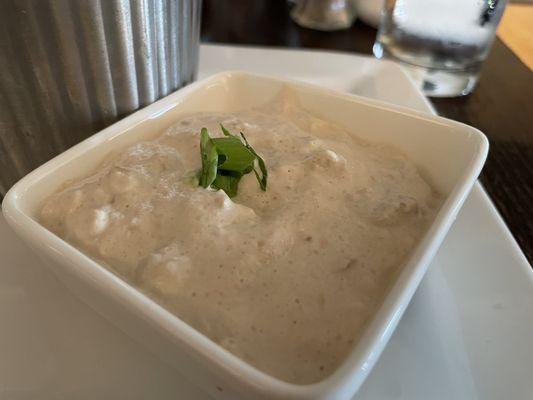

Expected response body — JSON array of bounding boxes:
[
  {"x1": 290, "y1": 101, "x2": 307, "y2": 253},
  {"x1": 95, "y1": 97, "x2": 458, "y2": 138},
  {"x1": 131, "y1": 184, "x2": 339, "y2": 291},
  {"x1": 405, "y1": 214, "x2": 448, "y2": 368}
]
[{"x1": 201, "y1": 0, "x2": 533, "y2": 262}]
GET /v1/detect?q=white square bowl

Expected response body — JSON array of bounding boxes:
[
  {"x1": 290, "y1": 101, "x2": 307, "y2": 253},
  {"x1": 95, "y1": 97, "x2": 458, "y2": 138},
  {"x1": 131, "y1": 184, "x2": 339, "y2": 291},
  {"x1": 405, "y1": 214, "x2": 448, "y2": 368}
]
[{"x1": 2, "y1": 71, "x2": 488, "y2": 400}]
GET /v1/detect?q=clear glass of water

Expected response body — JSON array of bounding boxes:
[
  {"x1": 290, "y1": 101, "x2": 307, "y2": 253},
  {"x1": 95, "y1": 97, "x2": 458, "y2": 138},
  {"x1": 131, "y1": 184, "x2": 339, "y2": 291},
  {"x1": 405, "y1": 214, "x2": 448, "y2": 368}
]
[{"x1": 373, "y1": 0, "x2": 507, "y2": 97}]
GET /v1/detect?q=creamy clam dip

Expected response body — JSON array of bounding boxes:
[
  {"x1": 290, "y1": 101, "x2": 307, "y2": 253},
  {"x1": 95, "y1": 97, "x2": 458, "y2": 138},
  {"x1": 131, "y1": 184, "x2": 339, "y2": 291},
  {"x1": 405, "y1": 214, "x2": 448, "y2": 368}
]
[{"x1": 40, "y1": 91, "x2": 440, "y2": 384}]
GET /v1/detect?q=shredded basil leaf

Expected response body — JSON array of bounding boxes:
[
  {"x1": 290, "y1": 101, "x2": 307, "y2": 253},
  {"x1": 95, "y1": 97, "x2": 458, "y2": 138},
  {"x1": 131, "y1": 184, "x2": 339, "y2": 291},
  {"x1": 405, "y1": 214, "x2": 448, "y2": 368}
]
[
  {"x1": 211, "y1": 172, "x2": 241, "y2": 198},
  {"x1": 240, "y1": 132, "x2": 268, "y2": 191},
  {"x1": 220, "y1": 124, "x2": 234, "y2": 138},
  {"x1": 198, "y1": 125, "x2": 268, "y2": 197},
  {"x1": 212, "y1": 137, "x2": 255, "y2": 172},
  {"x1": 199, "y1": 128, "x2": 218, "y2": 188}
]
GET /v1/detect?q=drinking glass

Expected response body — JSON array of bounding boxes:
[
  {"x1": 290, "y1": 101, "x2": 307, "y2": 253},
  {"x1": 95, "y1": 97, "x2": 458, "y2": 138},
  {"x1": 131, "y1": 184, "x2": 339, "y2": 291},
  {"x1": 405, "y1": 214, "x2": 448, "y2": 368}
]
[{"x1": 373, "y1": 0, "x2": 507, "y2": 97}]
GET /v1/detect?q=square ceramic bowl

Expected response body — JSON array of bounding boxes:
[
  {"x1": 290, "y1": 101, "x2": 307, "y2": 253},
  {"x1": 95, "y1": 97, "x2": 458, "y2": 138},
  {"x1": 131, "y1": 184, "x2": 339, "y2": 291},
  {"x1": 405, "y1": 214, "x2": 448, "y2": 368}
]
[{"x1": 2, "y1": 71, "x2": 488, "y2": 400}]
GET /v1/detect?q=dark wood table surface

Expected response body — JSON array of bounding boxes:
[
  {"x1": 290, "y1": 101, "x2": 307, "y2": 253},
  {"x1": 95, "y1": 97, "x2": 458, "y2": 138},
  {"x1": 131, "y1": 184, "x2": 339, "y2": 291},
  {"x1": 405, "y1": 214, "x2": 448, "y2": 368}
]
[{"x1": 201, "y1": 0, "x2": 533, "y2": 265}]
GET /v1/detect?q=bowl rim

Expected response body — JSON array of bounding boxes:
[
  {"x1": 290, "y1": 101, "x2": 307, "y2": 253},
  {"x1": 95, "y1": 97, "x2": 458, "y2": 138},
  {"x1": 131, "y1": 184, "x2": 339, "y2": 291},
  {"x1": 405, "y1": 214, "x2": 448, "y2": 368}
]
[{"x1": 2, "y1": 70, "x2": 488, "y2": 398}]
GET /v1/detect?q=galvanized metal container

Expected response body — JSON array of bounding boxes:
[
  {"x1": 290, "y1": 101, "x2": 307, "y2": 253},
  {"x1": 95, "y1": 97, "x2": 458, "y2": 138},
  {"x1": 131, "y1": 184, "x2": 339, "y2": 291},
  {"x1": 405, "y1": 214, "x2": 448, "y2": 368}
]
[{"x1": 0, "y1": 0, "x2": 201, "y2": 195}]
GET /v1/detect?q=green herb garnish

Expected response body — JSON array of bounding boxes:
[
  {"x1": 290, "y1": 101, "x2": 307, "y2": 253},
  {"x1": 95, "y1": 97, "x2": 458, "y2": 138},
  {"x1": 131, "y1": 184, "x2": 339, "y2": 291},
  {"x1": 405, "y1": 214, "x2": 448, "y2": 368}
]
[
  {"x1": 198, "y1": 125, "x2": 267, "y2": 197},
  {"x1": 199, "y1": 128, "x2": 218, "y2": 188},
  {"x1": 240, "y1": 131, "x2": 268, "y2": 191},
  {"x1": 212, "y1": 172, "x2": 241, "y2": 198}
]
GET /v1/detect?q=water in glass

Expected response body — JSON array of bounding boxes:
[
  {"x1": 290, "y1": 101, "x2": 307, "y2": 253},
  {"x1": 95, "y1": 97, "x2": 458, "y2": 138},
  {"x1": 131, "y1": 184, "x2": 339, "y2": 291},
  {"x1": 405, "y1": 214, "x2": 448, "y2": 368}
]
[{"x1": 374, "y1": 0, "x2": 507, "y2": 97}]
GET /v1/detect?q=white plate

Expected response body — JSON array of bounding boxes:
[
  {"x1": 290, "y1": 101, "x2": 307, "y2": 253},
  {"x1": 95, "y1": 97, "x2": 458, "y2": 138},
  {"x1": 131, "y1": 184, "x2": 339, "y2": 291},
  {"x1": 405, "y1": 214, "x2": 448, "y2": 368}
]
[{"x1": 0, "y1": 44, "x2": 531, "y2": 400}]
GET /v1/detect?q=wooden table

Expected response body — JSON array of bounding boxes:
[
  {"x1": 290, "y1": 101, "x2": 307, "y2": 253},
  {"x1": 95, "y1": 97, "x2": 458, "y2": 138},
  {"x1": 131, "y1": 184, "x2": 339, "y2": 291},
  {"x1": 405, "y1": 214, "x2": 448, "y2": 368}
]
[{"x1": 201, "y1": 0, "x2": 533, "y2": 264}]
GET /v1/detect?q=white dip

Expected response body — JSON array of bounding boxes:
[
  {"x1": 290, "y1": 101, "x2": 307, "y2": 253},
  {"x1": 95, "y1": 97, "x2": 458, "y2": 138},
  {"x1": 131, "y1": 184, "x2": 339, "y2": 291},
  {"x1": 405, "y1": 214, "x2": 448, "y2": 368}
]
[{"x1": 40, "y1": 91, "x2": 440, "y2": 384}]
